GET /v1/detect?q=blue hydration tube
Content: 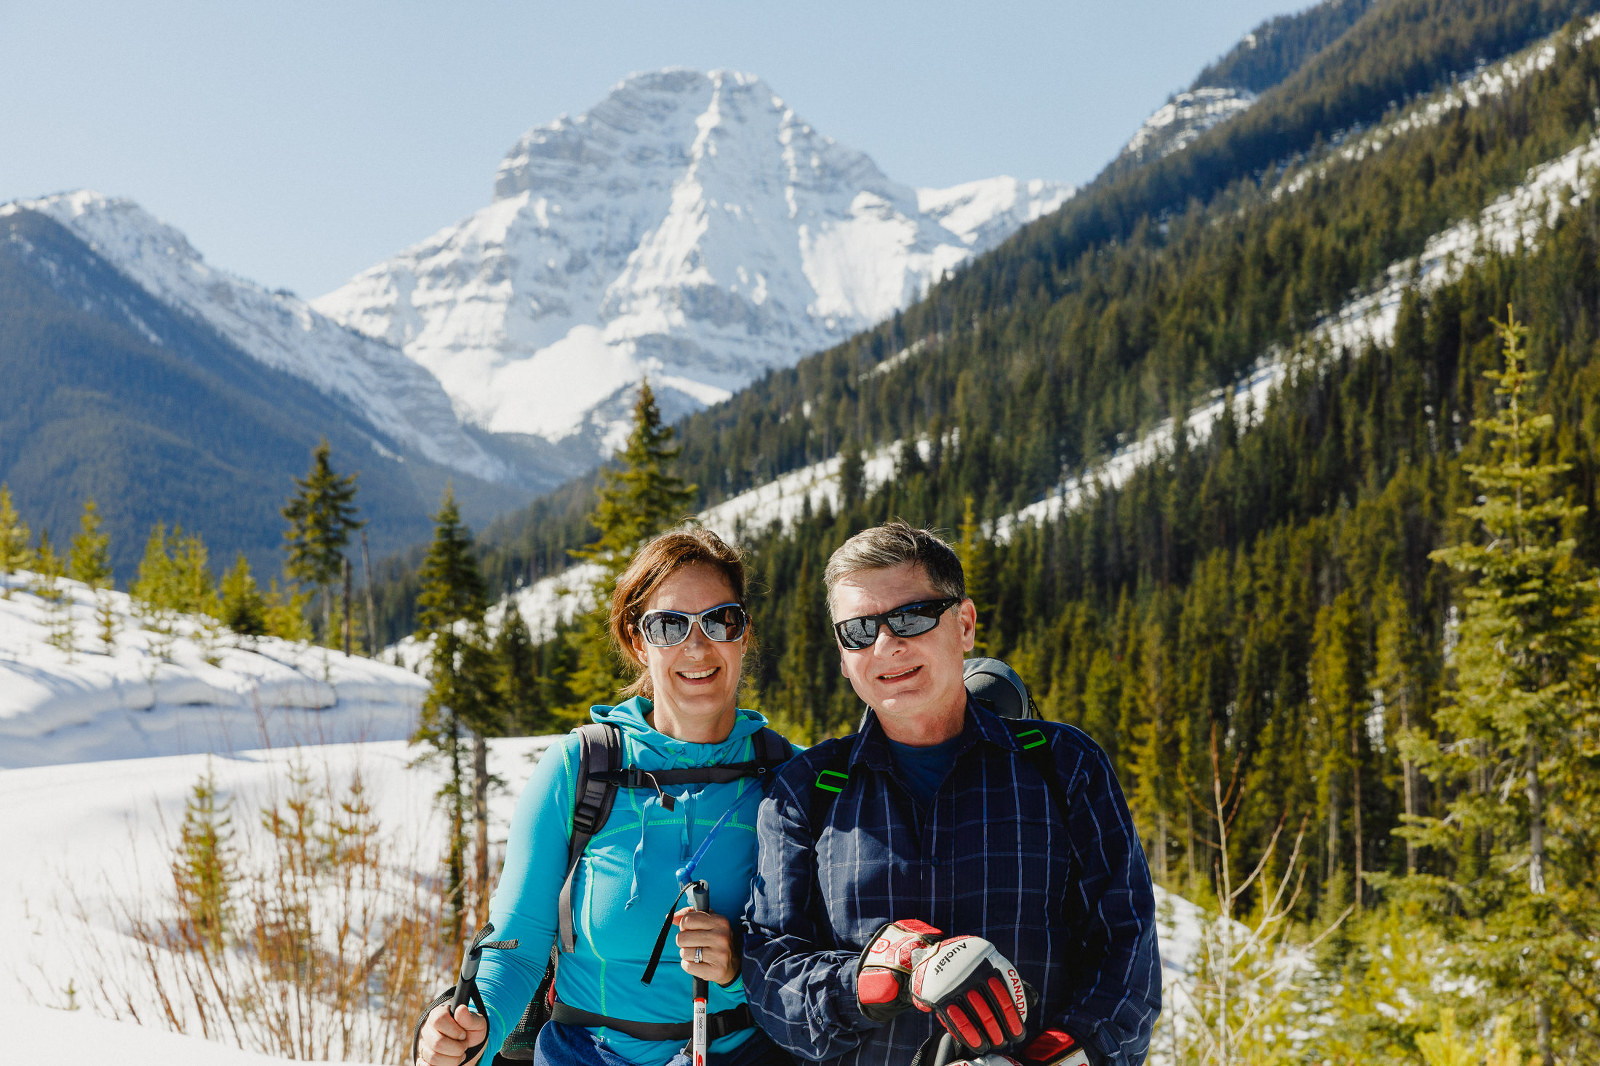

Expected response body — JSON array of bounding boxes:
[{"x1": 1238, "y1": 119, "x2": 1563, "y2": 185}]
[{"x1": 642, "y1": 800, "x2": 742, "y2": 984}]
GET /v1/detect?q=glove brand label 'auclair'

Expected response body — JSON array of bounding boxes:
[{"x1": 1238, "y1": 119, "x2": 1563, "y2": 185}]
[{"x1": 930, "y1": 938, "x2": 974, "y2": 976}]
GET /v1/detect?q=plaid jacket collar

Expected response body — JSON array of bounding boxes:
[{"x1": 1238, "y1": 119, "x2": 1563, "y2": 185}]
[{"x1": 847, "y1": 694, "x2": 1021, "y2": 773}]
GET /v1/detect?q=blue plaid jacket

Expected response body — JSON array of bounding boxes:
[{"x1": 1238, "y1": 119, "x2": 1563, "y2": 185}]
[{"x1": 741, "y1": 701, "x2": 1160, "y2": 1065}]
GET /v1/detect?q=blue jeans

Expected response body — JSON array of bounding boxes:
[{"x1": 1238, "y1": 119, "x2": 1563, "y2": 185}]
[{"x1": 531, "y1": 1020, "x2": 793, "y2": 1066}]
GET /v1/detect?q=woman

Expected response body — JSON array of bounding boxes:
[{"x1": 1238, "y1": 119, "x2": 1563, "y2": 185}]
[{"x1": 416, "y1": 527, "x2": 794, "y2": 1066}]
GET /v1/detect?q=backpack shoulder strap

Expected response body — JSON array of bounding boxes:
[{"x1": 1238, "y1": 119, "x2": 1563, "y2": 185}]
[
  {"x1": 557, "y1": 722, "x2": 622, "y2": 953},
  {"x1": 1007, "y1": 721, "x2": 1072, "y2": 824},
  {"x1": 751, "y1": 726, "x2": 792, "y2": 769},
  {"x1": 805, "y1": 736, "x2": 854, "y2": 829}
]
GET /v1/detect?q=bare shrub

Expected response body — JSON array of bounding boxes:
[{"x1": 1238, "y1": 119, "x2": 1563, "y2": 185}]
[{"x1": 67, "y1": 753, "x2": 451, "y2": 1062}]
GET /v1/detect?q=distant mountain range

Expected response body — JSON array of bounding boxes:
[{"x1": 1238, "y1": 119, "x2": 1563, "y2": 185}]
[
  {"x1": 313, "y1": 69, "x2": 1073, "y2": 458},
  {"x1": 1, "y1": 69, "x2": 1091, "y2": 575}
]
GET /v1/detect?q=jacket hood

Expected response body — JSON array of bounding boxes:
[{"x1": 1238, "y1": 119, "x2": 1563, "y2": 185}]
[{"x1": 590, "y1": 696, "x2": 768, "y2": 765}]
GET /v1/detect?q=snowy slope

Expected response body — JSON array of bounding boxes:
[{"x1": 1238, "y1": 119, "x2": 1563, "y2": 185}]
[
  {"x1": 0, "y1": 572, "x2": 427, "y2": 769},
  {"x1": 315, "y1": 69, "x2": 1072, "y2": 456},
  {"x1": 1118, "y1": 86, "x2": 1256, "y2": 164},
  {"x1": 0, "y1": 192, "x2": 511, "y2": 485}
]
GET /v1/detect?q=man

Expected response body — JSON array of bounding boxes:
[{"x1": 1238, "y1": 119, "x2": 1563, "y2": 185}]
[{"x1": 742, "y1": 523, "x2": 1160, "y2": 1066}]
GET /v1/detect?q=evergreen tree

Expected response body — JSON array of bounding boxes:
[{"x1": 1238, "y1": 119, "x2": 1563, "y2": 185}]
[
  {"x1": 132, "y1": 523, "x2": 178, "y2": 612},
  {"x1": 1401, "y1": 312, "x2": 1600, "y2": 1065},
  {"x1": 282, "y1": 439, "x2": 363, "y2": 642},
  {"x1": 956, "y1": 495, "x2": 996, "y2": 656},
  {"x1": 171, "y1": 527, "x2": 218, "y2": 619},
  {"x1": 33, "y1": 531, "x2": 74, "y2": 657},
  {"x1": 411, "y1": 489, "x2": 495, "y2": 938},
  {"x1": 263, "y1": 578, "x2": 313, "y2": 643},
  {"x1": 494, "y1": 609, "x2": 546, "y2": 735},
  {"x1": 415, "y1": 490, "x2": 488, "y2": 638},
  {"x1": 564, "y1": 381, "x2": 695, "y2": 714},
  {"x1": 69, "y1": 500, "x2": 117, "y2": 653},
  {"x1": 173, "y1": 760, "x2": 236, "y2": 955},
  {"x1": 0, "y1": 485, "x2": 32, "y2": 599},
  {"x1": 220, "y1": 553, "x2": 269, "y2": 637},
  {"x1": 67, "y1": 499, "x2": 112, "y2": 590}
]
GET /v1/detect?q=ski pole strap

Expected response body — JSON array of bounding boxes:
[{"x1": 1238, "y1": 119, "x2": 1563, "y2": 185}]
[
  {"x1": 548, "y1": 1002, "x2": 754, "y2": 1043},
  {"x1": 641, "y1": 881, "x2": 699, "y2": 985}
]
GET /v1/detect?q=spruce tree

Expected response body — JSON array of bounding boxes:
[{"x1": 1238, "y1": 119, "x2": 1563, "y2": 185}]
[
  {"x1": 412, "y1": 489, "x2": 495, "y2": 938},
  {"x1": 0, "y1": 485, "x2": 32, "y2": 599},
  {"x1": 67, "y1": 499, "x2": 112, "y2": 590},
  {"x1": 564, "y1": 381, "x2": 695, "y2": 715},
  {"x1": 173, "y1": 760, "x2": 236, "y2": 955},
  {"x1": 1400, "y1": 312, "x2": 1600, "y2": 1065},
  {"x1": 282, "y1": 439, "x2": 363, "y2": 642},
  {"x1": 220, "y1": 553, "x2": 269, "y2": 637},
  {"x1": 33, "y1": 531, "x2": 74, "y2": 657},
  {"x1": 956, "y1": 495, "x2": 995, "y2": 656},
  {"x1": 132, "y1": 523, "x2": 179, "y2": 659},
  {"x1": 493, "y1": 609, "x2": 546, "y2": 735}
]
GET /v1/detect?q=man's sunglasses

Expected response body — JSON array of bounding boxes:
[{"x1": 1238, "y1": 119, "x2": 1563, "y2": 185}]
[
  {"x1": 637, "y1": 602, "x2": 749, "y2": 648},
  {"x1": 832, "y1": 597, "x2": 961, "y2": 651}
]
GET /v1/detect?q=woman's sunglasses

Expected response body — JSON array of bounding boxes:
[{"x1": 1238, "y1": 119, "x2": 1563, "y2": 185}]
[
  {"x1": 832, "y1": 597, "x2": 961, "y2": 651},
  {"x1": 637, "y1": 602, "x2": 749, "y2": 648}
]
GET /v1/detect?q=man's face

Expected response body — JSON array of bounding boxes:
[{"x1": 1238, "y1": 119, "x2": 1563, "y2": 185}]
[{"x1": 831, "y1": 562, "x2": 976, "y2": 730}]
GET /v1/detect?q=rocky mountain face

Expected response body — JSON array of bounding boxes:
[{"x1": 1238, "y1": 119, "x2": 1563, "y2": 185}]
[{"x1": 314, "y1": 69, "x2": 1073, "y2": 459}]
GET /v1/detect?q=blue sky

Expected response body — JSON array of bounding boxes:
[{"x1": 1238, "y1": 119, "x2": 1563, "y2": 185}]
[{"x1": 2, "y1": 0, "x2": 1301, "y2": 298}]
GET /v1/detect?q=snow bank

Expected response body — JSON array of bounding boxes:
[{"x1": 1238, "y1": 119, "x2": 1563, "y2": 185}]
[{"x1": 0, "y1": 574, "x2": 427, "y2": 769}]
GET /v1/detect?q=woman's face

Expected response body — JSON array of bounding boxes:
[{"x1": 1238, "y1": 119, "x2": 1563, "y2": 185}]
[{"x1": 628, "y1": 562, "x2": 746, "y2": 743}]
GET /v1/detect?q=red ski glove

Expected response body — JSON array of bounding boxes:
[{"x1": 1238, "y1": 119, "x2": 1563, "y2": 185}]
[
  {"x1": 910, "y1": 936, "x2": 1034, "y2": 1054},
  {"x1": 943, "y1": 1030, "x2": 1092, "y2": 1066},
  {"x1": 855, "y1": 919, "x2": 943, "y2": 1022}
]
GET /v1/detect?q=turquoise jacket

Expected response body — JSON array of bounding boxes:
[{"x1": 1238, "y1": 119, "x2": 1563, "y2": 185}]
[{"x1": 475, "y1": 697, "x2": 791, "y2": 1065}]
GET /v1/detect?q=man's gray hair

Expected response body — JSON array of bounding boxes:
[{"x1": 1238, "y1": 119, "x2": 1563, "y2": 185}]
[{"x1": 823, "y1": 522, "x2": 965, "y2": 618}]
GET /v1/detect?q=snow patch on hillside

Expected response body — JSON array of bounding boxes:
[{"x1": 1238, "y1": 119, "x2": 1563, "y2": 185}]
[
  {"x1": 0, "y1": 573, "x2": 426, "y2": 769},
  {"x1": 0, "y1": 192, "x2": 510, "y2": 484},
  {"x1": 1274, "y1": 13, "x2": 1600, "y2": 200},
  {"x1": 1121, "y1": 86, "x2": 1256, "y2": 163}
]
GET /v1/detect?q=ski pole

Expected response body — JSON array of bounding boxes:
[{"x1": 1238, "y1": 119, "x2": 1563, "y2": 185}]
[
  {"x1": 688, "y1": 879, "x2": 710, "y2": 1066},
  {"x1": 451, "y1": 922, "x2": 519, "y2": 1012}
]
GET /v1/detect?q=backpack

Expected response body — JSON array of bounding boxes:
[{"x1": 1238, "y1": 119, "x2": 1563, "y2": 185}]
[{"x1": 412, "y1": 721, "x2": 791, "y2": 1066}]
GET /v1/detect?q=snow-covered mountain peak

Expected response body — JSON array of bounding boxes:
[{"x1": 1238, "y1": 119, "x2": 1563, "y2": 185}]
[
  {"x1": 315, "y1": 69, "x2": 1074, "y2": 456},
  {"x1": 4, "y1": 190, "x2": 512, "y2": 484}
]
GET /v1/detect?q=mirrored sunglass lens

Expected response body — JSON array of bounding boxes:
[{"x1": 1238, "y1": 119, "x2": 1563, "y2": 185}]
[
  {"x1": 885, "y1": 606, "x2": 942, "y2": 638},
  {"x1": 701, "y1": 606, "x2": 746, "y2": 640},
  {"x1": 838, "y1": 618, "x2": 878, "y2": 649},
  {"x1": 643, "y1": 613, "x2": 690, "y2": 645}
]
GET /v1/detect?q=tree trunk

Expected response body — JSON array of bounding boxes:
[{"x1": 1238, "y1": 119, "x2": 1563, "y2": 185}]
[
  {"x1": 1527, "y1": 734, "x2": 1546, "y2": 896},
  {"x1": 342, "y1": 556, "x2": 353, "y2": 657},
  {"x1": 1352, "y1": 752, "x2": 1364, "y2": 911},
  {"x1": 1400, "y1": 697, "x2": 1418, "y2": 875},
  {"x1": 361, "y1": 530, "x2": 377, "y2": 661},
  {"x1": 474, "y1": 731, "x2": 490, "y2": 926},
  {"x1": 1536, "y1": 997, "x2": 1553, "y2": 1066}
]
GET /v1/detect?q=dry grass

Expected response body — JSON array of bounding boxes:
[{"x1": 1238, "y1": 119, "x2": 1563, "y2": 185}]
[{"x1": 59, "y1": 753, "x2": 453, "y2": 1062}]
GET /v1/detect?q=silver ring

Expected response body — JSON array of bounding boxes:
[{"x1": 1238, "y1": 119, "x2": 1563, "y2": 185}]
[{"x1": 694, "y1": 948, "x2": 703, "y2": 964}]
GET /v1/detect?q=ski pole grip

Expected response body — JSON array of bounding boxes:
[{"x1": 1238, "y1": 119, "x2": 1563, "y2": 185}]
[{"x1": 688, "y1": 880, "x2": 709, "y2": 915}]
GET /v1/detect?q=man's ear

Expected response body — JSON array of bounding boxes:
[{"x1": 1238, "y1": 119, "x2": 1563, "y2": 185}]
[
  {"x1": 957, "y1": 597, "x2": 978, "y2": 653},
  {"x1": 840, "y1": 659, "x2": 848, "y2": 677}
]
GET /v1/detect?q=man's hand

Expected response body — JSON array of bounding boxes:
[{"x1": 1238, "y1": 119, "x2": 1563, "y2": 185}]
[
  {"x1": 909, "y1": 936, "x2": 1032, "y2": 1054},
  {"x1": 855, "y1": 918, "x2": 943, "y2": 1022},
  {"x1": 942, "y1": 1029, "x2": 1091, "y2": 1066},
  {"x1": 416, "y1": 1002, "x2": 488, "y2": 1066}
]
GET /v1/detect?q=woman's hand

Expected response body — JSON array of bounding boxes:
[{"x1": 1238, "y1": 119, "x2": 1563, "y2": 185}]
[
  {"x1": 417, "y1": 1002, "x2": 488, "y2": 1066},
  {"x1": 674, "y1": 906, "x2": 741, "y2": 987}
]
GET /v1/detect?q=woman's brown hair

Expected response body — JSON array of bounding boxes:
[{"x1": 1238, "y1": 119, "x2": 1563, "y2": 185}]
[{"x1": 608, "y1": 526, "x2": 755, "y2": 700}]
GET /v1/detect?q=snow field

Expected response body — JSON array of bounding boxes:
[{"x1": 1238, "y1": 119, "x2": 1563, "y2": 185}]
[{"x1": 0, "y1": 573, "x2": 428, "y2": 769}]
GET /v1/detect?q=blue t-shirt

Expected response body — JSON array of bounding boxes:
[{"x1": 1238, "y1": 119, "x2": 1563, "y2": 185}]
[{"x1": 886, "y1": 733, "x2": 963, "y2": 808}]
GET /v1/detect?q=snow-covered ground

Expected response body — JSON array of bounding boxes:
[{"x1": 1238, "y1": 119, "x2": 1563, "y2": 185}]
[
  {"x1": 0, "y1": 573, "x2": 427, "y2": 769},
  {"x1": 1, "y1": 573, "x2": 1215, "y2": 1064}
]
